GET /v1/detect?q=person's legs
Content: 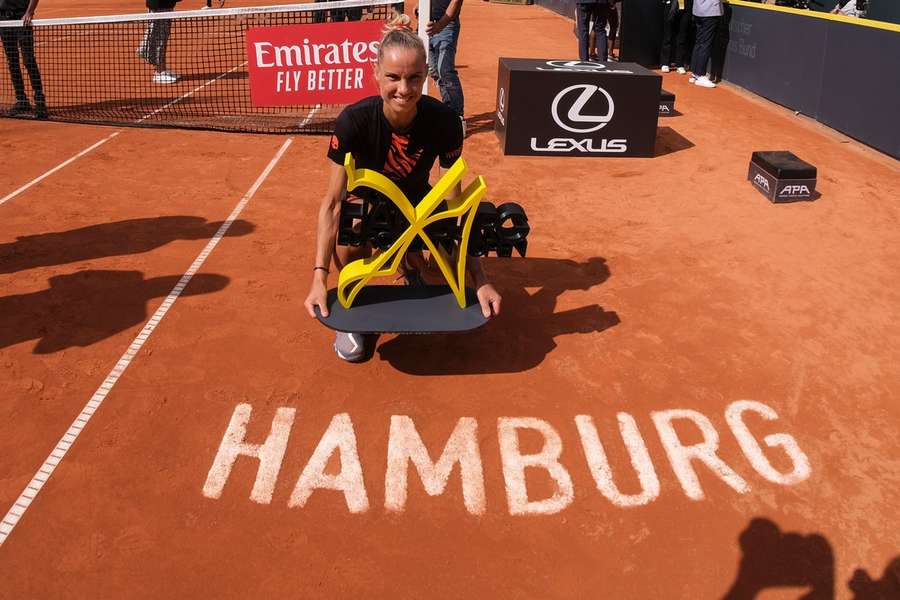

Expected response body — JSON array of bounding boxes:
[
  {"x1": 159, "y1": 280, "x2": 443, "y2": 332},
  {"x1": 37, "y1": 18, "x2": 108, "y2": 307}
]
[
  {"x1": 690, "y1": 16, "x2": 716, "y2": 77},
  {"x1": 2, "y1": 26, "x2": 29, "y2": 111},
  {"x1": 428, "y1": 21, "x2": 464, "y2": 118},
  {"x1": 19, "y1": 25, "x2": 46, "y2": 117},
  {"x1": 332, "y1": 242, "x2": 379, "y2": 362},
  {"x1": 660, "y1": 6, "x2": 676, "y2": 67},
  {"x1": 674, "y1": 9, "x2": 691, "y2": 67},
  {"x1": 594, "y1": 4, "x2": 608, "y2": 61},
  {"x1": 607, "y1": 2, "x2": 619, "y2": 59},
  {"x1": 575, "y1": 3, "x2": 592, "y2": 61}
]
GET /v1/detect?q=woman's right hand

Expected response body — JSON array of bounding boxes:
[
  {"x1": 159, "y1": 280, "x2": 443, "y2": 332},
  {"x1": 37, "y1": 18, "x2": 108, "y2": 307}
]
[{"x1": 304, "y1": 278, "x2": 329, "y2": 318}]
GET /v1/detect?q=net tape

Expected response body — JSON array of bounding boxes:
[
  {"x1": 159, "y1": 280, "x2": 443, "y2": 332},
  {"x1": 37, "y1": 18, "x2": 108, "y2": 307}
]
[{"x1": 0, "y1": 0, "x2": 402, "y2": 133}]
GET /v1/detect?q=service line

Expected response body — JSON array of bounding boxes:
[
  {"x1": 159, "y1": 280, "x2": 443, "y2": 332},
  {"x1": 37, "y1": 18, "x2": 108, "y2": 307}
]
[
  {"x1": 0, "y1": 131, "x2": 120, "y2": 207},
  {"x1": 0, "y1": 137, "x2": 293, "y2": 548},
  {"x1": 1, "y1": 63, "x2": 247, "y2": 208}
]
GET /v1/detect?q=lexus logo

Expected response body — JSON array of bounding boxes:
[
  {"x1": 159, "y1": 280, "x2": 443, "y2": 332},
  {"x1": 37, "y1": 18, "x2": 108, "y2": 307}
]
[
  {"x1": 544, "y1": 60, "x2": 606, "y2": 71},
  {"x1": 551, "y1": 84, "x2": 615, "y2": 133}
]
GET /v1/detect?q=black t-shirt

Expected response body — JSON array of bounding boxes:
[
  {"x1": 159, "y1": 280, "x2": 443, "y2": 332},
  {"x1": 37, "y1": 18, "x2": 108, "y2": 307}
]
[
  {"x1": 328, "y1": 95, "x2": 464, "y2": 204},
  {"x1": 147, "y1": 0, "x2": 179, "y2": 10},
  {"x1": 0, "y1": 0, "x2": 29, "y2": 17}
]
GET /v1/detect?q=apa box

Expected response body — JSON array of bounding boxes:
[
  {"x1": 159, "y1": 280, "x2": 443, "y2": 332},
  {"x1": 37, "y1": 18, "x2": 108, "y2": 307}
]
[
  {"x1": 748, "y1": 151, "x2": 817, "y2": 202},
  {"x1": 659, "y1": 89, "x2": 675, "y2": 116}
]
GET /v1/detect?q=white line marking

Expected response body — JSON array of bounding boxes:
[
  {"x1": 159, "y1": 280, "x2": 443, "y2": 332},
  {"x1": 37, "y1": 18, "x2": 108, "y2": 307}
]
[
  {"x1": 298, "y1": 104, "x2": 322, "y2": 130},
  {"x1": 135, "y1": 62, "x2": 248, "y2": 124},
  {"x1": 0, "y1": 138, "x2": 293, "y2": 548},
  {"x1": 0, "y1": 131, "x2": 120, "y2": 207}
]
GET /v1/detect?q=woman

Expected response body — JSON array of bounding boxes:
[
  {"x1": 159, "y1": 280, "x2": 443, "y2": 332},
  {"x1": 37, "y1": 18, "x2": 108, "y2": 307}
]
[{"x1": 303, "y1": 19, "x2": 501, "y2": 363}]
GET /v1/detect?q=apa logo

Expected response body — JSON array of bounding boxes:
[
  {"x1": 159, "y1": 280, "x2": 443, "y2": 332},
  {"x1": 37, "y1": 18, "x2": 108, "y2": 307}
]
[
  {"x1": 780, "y1": 185, "x2": 811, "y2": 196},
  {"x1": 753, "y1": 173, "x2": 770, "y2": 192},
  {"x1": 551, "y1": 84, "x2": 615, "y2": 133},
  {"x1": 497, "y1": 88, "x2": 506, "y2": 126},
  {"x1": 659, "y1": 104, "x2": 671, "y2": 114}
]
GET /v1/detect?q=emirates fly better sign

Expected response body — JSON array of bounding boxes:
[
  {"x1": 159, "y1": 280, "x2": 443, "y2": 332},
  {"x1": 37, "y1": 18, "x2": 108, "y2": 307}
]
[{"x1": 246, "y1": 21, "x2": 384, "y2": 106}]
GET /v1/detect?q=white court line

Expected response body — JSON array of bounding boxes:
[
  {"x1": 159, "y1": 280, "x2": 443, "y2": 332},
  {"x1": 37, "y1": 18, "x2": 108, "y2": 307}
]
[
  {"x1": 0, "y1": 131, "x2": 120, "y2": 207},
  {"x1": 135, "y1": 61, "x2": 248, "y2": 124},
  {"x1": 298, "y1": 104, "x2": 322, "y2": 130},
  {"x1": 0, "y1": 137, "x2": 293, "y2": 548},
  {"x1": 0, "y1": 63, "x2": 245, "y2": 208}
]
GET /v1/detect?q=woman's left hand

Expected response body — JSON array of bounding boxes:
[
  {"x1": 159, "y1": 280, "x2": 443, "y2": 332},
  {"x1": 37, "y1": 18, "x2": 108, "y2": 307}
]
[{"x1": 476, "y1": 283, "x2": 501, "y2": 318}]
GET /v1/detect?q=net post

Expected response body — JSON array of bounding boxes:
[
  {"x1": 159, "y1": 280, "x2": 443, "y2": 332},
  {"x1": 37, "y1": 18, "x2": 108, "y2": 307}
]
[{"x1": 417, "y1": 0, "x2": 430, "y2": 94}]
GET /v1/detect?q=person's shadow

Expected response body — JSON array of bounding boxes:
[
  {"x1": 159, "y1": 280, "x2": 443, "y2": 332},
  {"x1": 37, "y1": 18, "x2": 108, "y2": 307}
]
[
  {"x1": 722, "y1": 518, "x2": 835, "y2": 599},
  {"x1": 0, "y1": 270, "x2": 229, "y2": 354},
  {"x1": 849, "y1": 556, "x2": 900, "y2": 600},
  {"x1": 0, "y1": 216, "x2": 254, "y2": 274},
  {"x1": 376, "y1": 256, "x2": 619, "y2": 375}
]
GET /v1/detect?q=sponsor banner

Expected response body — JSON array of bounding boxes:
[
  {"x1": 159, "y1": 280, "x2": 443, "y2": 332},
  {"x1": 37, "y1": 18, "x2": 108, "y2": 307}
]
[{"x1": 246, "y1": 21, "x2": 383, "y2": 107}]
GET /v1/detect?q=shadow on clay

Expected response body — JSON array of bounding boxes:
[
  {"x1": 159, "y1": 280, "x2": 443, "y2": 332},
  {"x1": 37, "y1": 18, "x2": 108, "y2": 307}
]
[
  {"x1": 655, "y1": 126, "x2": 695, "y2": 157},
  {"x1": 376, "y1": 256, "x2": 619, "y2": 375},
  {"x1": 0, "y1": 270, "x2": 229, "y2": 354},
  {"x1": 721, "y1": 517, "x2": 899, "y2": 600},
  {"x1": 0, "y1": 216, "x2": 255, "y2": 274}
]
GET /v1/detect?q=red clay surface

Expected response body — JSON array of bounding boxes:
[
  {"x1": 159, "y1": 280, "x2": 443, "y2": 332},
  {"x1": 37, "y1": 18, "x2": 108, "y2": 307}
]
[{"x1": 1, "y1": 1, "x2": 899, "y2": 598}]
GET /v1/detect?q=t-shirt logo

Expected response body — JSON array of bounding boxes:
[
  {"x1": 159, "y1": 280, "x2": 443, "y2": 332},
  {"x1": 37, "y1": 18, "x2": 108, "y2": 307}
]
[{"x1": 383, "y1": 133, "x2": 423, "y2": 181}]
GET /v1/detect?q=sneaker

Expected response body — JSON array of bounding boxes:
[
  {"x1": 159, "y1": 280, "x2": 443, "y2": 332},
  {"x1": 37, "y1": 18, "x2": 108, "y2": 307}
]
[
  {"x1": 694, "y1": 75, "x2": 716, "y2": 88},
  {"x1": 661, "y1": 65, "x2": 670, "y2": 73},
  {"x1": 34, "y1": 102, "x2": 49, "y2": 120},
  {"x1": 688, "y1": 75, "x2": 697, "y2": 83},
  {"x1": 6, "y1": 100, "x2": 31, "y2": 116},
  {"x1": 676, "y1": 66, "x2": 687, "y2": 74},
  {"x1": 334, "y1": 331, "x2": 378, "y2": 363},
  {"x1": 152, "y1": 71, "x2": 179, "y2": 84}
]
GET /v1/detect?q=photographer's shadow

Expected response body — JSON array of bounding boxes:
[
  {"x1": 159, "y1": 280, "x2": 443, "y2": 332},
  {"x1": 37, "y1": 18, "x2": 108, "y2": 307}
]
[{"x1": 376, "y1": 256, "x2": 619, "y2": 375}]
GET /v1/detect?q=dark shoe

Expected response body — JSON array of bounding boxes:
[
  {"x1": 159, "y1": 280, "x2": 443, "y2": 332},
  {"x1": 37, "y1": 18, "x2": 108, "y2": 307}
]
[
  {"x1": 34, "y1": 103, "x2": 49, "y2": 120},
  {"x1": 6, "y1": 101, "x2": 31, "y2": 117}
]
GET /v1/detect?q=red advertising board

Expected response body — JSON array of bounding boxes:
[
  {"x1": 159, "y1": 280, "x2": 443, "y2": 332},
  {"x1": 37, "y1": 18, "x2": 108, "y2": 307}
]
[{"x1": 246, "y1": 21, "x2": 384, "y2": 107}]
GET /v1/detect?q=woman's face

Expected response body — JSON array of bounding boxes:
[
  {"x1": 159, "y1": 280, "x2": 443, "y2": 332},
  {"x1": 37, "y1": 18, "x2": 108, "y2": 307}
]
[{"x1": 375, "y1": 46, "x2": 427, "y2": 116}]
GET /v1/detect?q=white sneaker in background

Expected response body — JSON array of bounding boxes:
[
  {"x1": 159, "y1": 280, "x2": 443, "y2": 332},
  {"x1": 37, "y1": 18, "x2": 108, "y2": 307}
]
[
  {"x1": 694, "y1": 75, "x2": 717, "y2": 88},
  {"x1": 152, "y1": 71, "x2": 179, "y2": 84},
  {"x1": 677, "y1": 66, "x2": 687, "y2": 74},
  {"x1": 661, "y1": 65, "x2": 670, "y2": 73},
  {"x1": 689, "y1": 75, "x2": 697, "y2": 83}
]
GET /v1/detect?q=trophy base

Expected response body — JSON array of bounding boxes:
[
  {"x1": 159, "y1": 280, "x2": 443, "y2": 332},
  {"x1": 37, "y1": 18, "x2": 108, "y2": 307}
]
[{"x1": 315, "y1": 285, "x2": 488, "y2": 334}]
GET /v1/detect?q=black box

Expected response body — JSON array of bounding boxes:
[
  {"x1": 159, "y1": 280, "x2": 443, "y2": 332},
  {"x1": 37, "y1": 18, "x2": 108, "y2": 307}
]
[
  {"x1": 659, "y1": 89, "x2": 675, "y2": 117},
  {"x1": 748, "y1": 151, "x2": 817, "y2": 202},
  {"x1": 495, "y1": 58, "x2": 661, "y2": 157}
]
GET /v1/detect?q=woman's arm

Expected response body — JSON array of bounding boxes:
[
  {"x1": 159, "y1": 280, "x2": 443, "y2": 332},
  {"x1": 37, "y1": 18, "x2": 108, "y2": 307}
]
[{"x1": 303, "y1": 162, "x2": 348, "y2": 318}]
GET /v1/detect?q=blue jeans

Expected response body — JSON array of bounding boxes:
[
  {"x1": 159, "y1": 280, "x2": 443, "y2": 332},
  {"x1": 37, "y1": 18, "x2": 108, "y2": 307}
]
[
  {"x1": 428, "y1": 20, "x2": 464, "y2": 117},
  {"x1": 576, "y1": 2, "x2": 608, "y2": 61}
]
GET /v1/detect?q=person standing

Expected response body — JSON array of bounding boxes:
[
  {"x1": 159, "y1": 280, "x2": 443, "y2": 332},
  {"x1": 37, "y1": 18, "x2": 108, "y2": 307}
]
[
  {"x1": 689, "y1": 0, "x2": 721, "y2": 88},
  {"x1": 575, "y1": 0, "x2": 608, "y2": 62},
  {"x1": 138, "y1": 0, "x2": 180, "y2": 84},
  {"x1": 660, "y1": 0, "x2": 692, "y2": 73},
  {"x1": 0, "y1": 0, "x2": 47, "y2": 118},
  {"x1": 427, "y1": 0, "x2": 465, "y2": 131}
]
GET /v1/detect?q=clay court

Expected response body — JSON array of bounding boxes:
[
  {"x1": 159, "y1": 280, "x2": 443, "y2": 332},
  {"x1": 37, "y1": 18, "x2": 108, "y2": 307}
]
[{"x1": 1, "y1": 0, "x2": 899, "y2": 597}]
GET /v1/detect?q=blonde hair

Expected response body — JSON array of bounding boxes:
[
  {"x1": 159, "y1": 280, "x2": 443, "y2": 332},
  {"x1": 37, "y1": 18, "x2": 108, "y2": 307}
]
[{"x1": 378, "y1": 12, "x2": 426, "y2": 65}]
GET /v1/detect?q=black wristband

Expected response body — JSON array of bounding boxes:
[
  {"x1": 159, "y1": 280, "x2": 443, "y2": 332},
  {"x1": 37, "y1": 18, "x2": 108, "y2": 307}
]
[{"x1": 313, "y1": 266, "x2": 330, "y2": 274}]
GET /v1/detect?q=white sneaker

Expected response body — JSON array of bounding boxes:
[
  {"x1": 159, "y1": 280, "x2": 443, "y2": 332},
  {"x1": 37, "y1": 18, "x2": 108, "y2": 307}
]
[
  {"x1": 688, "y1": 75, "x2": 697, "y2": 83},
  {"x1": 677, "y1": 66, "x2": 686, "y2": 74},
  {"x1": 152, "y1": 71, "x2": 179, "y2": 84},
  {"x1": 694, "y1": 75, "x2": 716, "y2": 88},
  {"x1": 661, "y1": 65, "x2": 670, "y2": 73}
]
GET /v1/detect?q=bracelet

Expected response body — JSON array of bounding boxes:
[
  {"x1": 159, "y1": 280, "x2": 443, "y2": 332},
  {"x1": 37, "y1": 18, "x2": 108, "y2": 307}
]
[{"x1": 313, "y1": 266, "x2": 329, "y2": 274}]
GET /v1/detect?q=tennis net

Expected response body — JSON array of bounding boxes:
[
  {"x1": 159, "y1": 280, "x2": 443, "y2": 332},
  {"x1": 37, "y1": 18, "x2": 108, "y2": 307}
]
[{"x1": 0, "y1": 0, "x2": 403, "y2": 133}]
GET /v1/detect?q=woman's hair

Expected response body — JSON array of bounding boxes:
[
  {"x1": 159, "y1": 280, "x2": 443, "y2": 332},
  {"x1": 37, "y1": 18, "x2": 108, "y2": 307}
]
[{"x1": 377, "y1": 12, "x2": 426, "y2": 65}]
